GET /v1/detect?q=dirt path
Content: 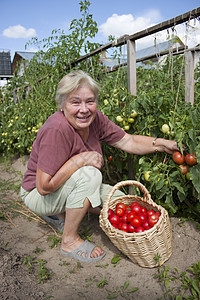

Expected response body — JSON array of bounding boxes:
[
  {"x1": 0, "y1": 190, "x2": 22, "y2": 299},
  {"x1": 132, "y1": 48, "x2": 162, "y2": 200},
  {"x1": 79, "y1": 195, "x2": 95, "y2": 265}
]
[{"x1": 0, "y1": 157, "x2": 199, "y2": 300}]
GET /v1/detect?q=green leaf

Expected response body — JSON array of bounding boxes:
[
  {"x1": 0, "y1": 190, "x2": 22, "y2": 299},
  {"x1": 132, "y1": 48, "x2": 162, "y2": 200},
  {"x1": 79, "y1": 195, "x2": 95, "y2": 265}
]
[
  {"x1": 190, "y1": 165, "x2": 200, "y2": 194},
  {"x1": 127, "y1": 287, "x2": 139, "y2": 293},
  {"x1": 111, "y1": 254, "x2": 121, "y2": 264},
  {"x1": 171, "y1": 182, "x2": 185, "y2": 195},
  {"x1": 107, "y1": 294, "x2": 118, "y2": 299},
  {"x1": 192, "y1": 279, "x2": 200, "y2": 294},
  {"x1": 155, "y1": 179, "x2": 165, "y2": 191},
  {"x1": 123, "y1": 281, "x2": 129, "y2": 290},
  {"x1": 165, "y1": 194, "x2": 177, "y2": 214}
]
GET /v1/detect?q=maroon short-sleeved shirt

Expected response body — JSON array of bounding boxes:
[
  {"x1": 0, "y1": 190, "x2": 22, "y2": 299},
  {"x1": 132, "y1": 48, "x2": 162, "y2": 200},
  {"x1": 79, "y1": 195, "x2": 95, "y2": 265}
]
[{"x1": 21, "y1": 110, "x2": 125, "y2": 191}]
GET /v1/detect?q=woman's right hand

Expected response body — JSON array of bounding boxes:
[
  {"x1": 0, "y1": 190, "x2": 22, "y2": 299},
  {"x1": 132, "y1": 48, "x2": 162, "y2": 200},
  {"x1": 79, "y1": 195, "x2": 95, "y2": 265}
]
[
  {"x1": 77, "y1": 151, "x2": 103, "y2": 170},
  {"x1": 36, "y1": 151, "x2": 103, "y2": 195}
]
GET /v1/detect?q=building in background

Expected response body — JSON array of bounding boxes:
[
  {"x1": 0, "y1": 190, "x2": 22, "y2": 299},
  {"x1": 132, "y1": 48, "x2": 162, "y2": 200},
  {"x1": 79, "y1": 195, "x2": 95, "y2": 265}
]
[
  {"x1": 12, "y1": 51, "x2": 36, "y2": 76},
  {"x1": 0, "y1": 50, "x2": 13, "y2": 87}
]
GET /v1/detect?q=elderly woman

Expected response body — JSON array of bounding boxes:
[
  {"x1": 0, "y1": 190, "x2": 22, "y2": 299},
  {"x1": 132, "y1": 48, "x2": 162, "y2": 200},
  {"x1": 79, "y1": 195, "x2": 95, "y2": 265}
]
[{"x1": 21, "y1": 70, "x2": 179, "y2": 263}]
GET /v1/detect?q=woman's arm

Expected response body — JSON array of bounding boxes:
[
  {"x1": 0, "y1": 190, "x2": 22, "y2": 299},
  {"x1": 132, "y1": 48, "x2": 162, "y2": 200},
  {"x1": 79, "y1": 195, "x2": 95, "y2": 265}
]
[
  {"x1": 111, "y1": 133, "x2": 179, "y2": 155},
  {"x1": 36, "y1": 151, "x2": 103, "y2": 196}
]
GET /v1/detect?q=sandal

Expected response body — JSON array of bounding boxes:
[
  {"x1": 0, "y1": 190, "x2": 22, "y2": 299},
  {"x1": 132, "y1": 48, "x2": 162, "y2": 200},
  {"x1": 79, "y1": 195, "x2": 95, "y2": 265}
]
[
  {"x1": 43, "y1": 216, "x2": 65, "y2": 233},
  {"x1": 60, "y1": 240, "x2": 105, "y2": 263}
]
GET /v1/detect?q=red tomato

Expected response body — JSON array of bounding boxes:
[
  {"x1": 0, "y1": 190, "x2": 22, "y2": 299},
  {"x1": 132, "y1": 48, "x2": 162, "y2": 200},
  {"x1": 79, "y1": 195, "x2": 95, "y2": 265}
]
[
  {"x1": 185, "y1": 153, "x2": 197, "y2": 166},
  {"x1": 142, "y1": 220, "x2": 150, "y2": 230},
  {"x1": 108, "y1": 156, "x2": 112, "y2": 162},
  {"x1": 138, "y1": 212, "x2": 147, "y2": 222},
  {"x1": 121, "y1": 223, "x2": 129, "y2": 232},
  {"x1": 125, "y1": 206, "x2": 132, "y2": 214},
  {"x1": 116, "y1": 202, "x2": 126, "y2": 211},
  {"x1": 127, "y1": 211, "x2": 137, "y2": 223},
  {"x1": 116, "y1": 207, "x2": 125, "y2": 217},
  {"x1": 172, "y1": 151, "x2": 185, "y2": 165},
  {"x1": 155, "y1": 212, "x2": 161, "y2": 218},
  {"x1": 144, "y1": 225, "x2": 152, "y2": 231},
  {"x1": 128, "y1": 223, "x2": 135, "y2": 233},
  {"x1": 135, "y1": 226, "x2": 145, "y2": 233},
  {"x1": 146, "y1": 210, "x2": 155, "y2": 218},
  {"x1": 131, "y1": 202, "x2": 138, "y2": 207},
  {"x1": 131, "y1": 203, "x2": 142, "y2": 214},
  {"x1": 131, "y1": 216, "x2": 142, "y2": 228},
  {"x1": 108, "y1": 208, "x2": 115, "y2": 218},
  {"x1": 179, "y1": 164, "x2": 189, "y2": 175},
  {"x1": 121, "y1": 214, "x2": 128, "y2": 223},
  {"x1": 109, "y1": 214, "x2": 120, "y2": 225},
  {"x1": 148, "y1": 214, "x2": 159, "y2": 227},
  {"x1": 141, "y1": 207, "x2": 147, "y2": 214},
  {"x1": 112, "y1": 223, "x2": 118, "y2": 229},
  {"x1": 118, "y1": 222, "x2": 123, "y2": 230}
]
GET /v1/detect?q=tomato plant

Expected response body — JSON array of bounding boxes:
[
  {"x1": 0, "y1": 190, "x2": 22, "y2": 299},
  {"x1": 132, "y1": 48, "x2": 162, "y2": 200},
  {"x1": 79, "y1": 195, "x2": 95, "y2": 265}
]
[{"x1": 0, "y1": 0, "x2": 200, "y2": 224}]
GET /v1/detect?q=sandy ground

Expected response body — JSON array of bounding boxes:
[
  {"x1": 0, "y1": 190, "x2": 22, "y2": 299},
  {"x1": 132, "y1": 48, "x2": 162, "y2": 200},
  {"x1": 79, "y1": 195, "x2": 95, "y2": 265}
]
[{"x1": 0, "y1": 156, "x2": 200, "y2": 300}]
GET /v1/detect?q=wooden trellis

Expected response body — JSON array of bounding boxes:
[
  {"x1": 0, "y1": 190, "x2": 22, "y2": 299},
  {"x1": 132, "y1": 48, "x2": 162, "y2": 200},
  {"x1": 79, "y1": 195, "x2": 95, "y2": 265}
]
[{"x1": 69, "y1": 7, "x2": 200, "y2": 104}]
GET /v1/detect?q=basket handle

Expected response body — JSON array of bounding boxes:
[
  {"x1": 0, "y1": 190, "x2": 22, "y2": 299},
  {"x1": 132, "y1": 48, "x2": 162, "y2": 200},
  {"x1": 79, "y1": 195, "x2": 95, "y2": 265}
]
[{"x1": 103, "y1": 180, "x2": 154, "y2": 212}]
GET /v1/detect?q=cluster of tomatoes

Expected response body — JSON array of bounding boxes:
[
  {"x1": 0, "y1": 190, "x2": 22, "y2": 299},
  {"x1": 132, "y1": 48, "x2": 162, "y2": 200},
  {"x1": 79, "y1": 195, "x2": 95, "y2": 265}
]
[
  {"x1": 172, "y1": 151, "x2": 197, "y2": 175},
  {"x1": 108, "y1": 202, "x2": 161, "y2": 233}
]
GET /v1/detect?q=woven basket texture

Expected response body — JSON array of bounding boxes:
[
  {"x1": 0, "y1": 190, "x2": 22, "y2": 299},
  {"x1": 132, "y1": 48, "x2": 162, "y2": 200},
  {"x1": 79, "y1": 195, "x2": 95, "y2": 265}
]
[{"x1": 99, "y1": 180, "x2": 172, "y2": 268}]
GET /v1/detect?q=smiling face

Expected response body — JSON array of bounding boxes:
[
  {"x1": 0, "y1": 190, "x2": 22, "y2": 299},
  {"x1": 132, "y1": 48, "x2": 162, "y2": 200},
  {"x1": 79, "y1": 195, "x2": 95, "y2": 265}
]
[{"x1": 63, "y1": 85, "x2": 98, "y2": 133}]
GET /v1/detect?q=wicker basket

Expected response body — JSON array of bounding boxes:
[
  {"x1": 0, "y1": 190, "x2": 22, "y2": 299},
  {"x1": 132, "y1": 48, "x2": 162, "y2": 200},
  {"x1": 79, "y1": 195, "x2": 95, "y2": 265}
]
[{"x1": 99, "y1": 180, "x2": 172, "y2": 268}]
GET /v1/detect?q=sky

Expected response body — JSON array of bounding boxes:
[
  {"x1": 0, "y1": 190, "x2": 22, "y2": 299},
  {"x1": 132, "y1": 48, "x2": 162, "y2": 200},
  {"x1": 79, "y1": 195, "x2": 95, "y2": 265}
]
[{"x1": 0, "y1": 0, "x2": 200, "y2": 60}]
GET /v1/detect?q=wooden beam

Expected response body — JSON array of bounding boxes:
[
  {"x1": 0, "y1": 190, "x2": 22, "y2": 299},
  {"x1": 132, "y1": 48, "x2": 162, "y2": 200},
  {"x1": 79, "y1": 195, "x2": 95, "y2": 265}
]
[
  {"x1": 127, "y1": 7, "x2": 200, "y2": 42},
  {"x1": 127, "y1": 40, "x2": 137, "y2": 96},
  {"x1": 185, "y1": 51, "x2": 194, "y2": 104},
  {"x1": 67, "y1": 7, "x2": 200, "y2": 69}
]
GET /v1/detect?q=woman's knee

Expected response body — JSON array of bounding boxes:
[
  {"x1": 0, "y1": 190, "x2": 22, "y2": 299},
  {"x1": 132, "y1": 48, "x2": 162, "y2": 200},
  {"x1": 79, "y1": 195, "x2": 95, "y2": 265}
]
[{"x1": 76, "y1": 166, "x2": 102, "y2": 186}]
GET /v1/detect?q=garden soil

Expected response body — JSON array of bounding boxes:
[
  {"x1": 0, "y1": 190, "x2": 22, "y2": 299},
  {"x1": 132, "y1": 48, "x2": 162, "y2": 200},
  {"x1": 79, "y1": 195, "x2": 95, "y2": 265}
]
[{"x1": 0, "y1": 156, "x2": 199, "y2": 300}]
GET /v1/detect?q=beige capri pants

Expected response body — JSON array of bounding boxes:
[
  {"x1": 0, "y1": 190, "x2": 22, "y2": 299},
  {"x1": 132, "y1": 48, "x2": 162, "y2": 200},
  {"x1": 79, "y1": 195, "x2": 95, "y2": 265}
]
[{"x1": 20, "y1": 166, "x2": 125, "y2": 216}]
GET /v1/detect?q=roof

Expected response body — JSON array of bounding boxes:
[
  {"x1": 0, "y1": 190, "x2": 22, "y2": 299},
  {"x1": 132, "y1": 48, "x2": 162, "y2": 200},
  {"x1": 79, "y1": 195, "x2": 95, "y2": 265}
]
[
  {"x1": 0, "y1": 51, "x2": 12, "y2": 75},
  {"x1": 14, "y1": 51, "x2": 36, "y2": 61},
  {"x1": 100, "y1": 40, "x2": 183, "y2": 69},
  {"x1": 136, "y1": 40, "x2": 180, "y2": 60}
]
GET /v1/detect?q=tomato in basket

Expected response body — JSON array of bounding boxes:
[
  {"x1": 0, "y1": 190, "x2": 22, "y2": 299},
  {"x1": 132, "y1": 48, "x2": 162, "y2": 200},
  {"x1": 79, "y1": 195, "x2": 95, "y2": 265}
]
[
  {"x1": 116, "y1": 202, "x2": 126, "y2": 211},
  {"x1": 131, "y1": 215, "x2": 142, "y2": 228},
  {"x1": 108, "y1": 208, "x2": 115, "y2": 218},
  {"x1": 131, "y1": 203, "x2": 142, "y2": 214},
  {"x1": 109, "y1": 214, "x2": 120, "y2": 225},
  {"x1": 116, "y1": 207, "x2": 125, "y2": 217},
  {"x1": 108, "y1": 200, "x2": 161, "y2": 233},
  {"x1": 148, "y1": 213, "x2": 159, "y2": 227}
]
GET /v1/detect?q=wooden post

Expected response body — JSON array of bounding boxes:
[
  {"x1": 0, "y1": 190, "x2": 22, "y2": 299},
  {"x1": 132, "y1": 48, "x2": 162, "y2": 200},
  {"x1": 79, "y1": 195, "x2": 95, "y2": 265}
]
[
  {"x1": 127, "y1": 39, "x2": 137, "y2": 96},
  {"x1": 127, "y1": 39, "x2": 137, "y2": 194},
  {"x1": 185, "y1": 51, "x2": 194, "y2": 105}
]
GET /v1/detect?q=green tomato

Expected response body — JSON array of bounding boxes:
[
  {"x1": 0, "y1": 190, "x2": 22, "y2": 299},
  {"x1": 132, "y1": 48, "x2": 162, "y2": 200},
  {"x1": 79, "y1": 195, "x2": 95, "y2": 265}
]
[
  {"x1": 130, "y1": 110, "x2": 138, "y2": 118},
  {"x1": 124, "y1": 125, "x2": 130, "y2": 131},
  {"x1": 144, "y1": 171, "x2": 151, "y2": 181},
  {"x1": 186, "y1": 172, "x2": 190, "y2": 180},
  {"x1": 161, "y1": 124, "x2": 170, "y2": 134},
  {"x1": 116, "y1": 116, "x2": 123, "y2": 123},
  {"x1": 128, "y1": 118, "x2": 134, "y2": 123},
  {"x1": 104, "y1": 99, "x2": 108, "y2": 105}
]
